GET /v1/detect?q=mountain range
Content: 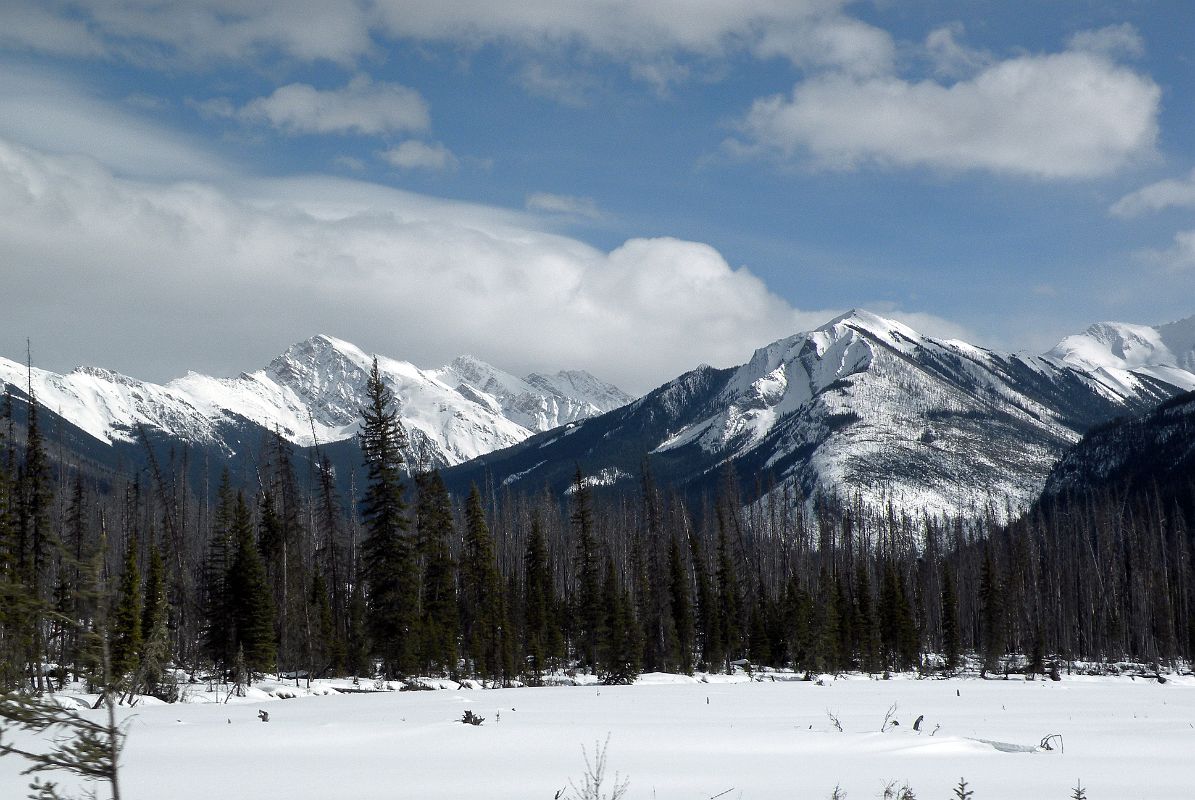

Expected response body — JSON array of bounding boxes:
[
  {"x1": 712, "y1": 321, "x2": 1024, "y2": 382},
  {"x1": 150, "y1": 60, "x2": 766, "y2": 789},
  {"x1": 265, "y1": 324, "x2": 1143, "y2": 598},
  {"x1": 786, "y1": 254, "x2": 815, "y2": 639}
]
[
  {"x1": 3, "y1": 311, "x2": 1194, "y2": 518},
  {"x1": 0, "y1": 334, "x2": 631, "y2": 470},
  {"x1": 444, "y1": 310, "x2": 1195, "y2": 516}
]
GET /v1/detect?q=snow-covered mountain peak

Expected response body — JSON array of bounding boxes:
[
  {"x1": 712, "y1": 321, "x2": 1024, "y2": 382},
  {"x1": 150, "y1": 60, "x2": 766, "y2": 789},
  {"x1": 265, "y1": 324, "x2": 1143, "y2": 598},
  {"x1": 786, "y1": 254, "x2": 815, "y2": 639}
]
[
  {"x1": 434, "y1": 354, "x2": 633, "y2": 433},
  {"x1": 823, "y1": 309, "x2": 924, "y2": 351},
  {"x1": 1, "y1": 334, "x2": 631, "y2": 469},
  {"x1": 1046, "y1": 316, "x2": 1195, "y2": 393}
]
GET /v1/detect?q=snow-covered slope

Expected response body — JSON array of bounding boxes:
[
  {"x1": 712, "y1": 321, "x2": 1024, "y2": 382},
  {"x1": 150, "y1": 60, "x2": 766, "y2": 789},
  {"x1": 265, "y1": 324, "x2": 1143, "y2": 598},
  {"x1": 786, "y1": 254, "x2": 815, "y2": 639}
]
[
  {"x1": 0, "y1": 335, "x2": 633, "y2": 469},
  {"x1": 1047, "y1": 316, "x2": 1195, "y2": 394},
  {"x1": 447, "y1": 310, "x2": 1195, "y2": 517},
  {"x1": 434, "y1": 355, "x2": 633, "y2": 433}
]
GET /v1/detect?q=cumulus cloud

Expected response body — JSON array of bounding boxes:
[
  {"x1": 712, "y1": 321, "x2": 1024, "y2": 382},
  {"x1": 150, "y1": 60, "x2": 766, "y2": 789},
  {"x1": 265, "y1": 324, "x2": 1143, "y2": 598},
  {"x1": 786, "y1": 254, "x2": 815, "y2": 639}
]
[
  {"x1": 0, "y1": 134, "x2": 846, "y2": 393},
  {"x1": 0, "y1": 65, "x2": 228, "y2": 180},
  {"x1": 380, "y1": 140, "x2": 458, "y2": 171},
  {"x1": 1067, "y1": 23, "x2": 1144, "y2": 60},
  {"x1": 733, "y1": 40, "x2": 1159, "y2": 179},
  {"x1": 525, "y1": 192, "x2": 604, "y2": 220},
  {"x1": 211, "y1": 75, "x2": 430, "y2": 136},
  {"x1": 1110, "y1": 169, "x2": 1195, "y2": 218},
  {"x1": 923, "y1": 23, "x2": 989, "y2": 79},
  {"x1": 1141, "y1": 230, "x2": 1195, "y2": 272},
  {"x1": 0, "y1": 1, "x2": 892, "y2": 84}
]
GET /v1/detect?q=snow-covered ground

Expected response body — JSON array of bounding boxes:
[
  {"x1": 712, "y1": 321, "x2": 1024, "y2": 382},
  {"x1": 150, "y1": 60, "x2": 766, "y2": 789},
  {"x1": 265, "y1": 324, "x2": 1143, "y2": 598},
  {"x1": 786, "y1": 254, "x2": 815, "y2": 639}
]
[{"x1": 3, "y1": 672, "x2": 1193, "y2": 799}]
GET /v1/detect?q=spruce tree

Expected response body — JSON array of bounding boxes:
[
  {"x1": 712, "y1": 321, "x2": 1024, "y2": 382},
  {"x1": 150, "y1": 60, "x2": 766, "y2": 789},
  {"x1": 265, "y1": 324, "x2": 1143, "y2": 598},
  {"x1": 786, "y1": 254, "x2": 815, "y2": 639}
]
[
  {"x1": 414, "y1": 471, "x2": 458, "y2": 675},
  {"x1": 715, "y1": 513, "x2": 742, "y2": 673},
  {"x1": 459, "y1": 485, "x2": 501, "y2": 682},
  {"x1": 227, "y1": 492, "x2": 275, "y2": 675},
  {"x1": 940, "y1": 564, "x2": 961, "y2": 673},
  {"x1": 570, "y1": 468, "x2": 603, "y2": 673},
  {"x1": 109, "y1": 534, "x2": 142, "y2": 681},
  {"x1": 202, "y1": 471, "x2": 235, "y2": 672},
  {"x1": 139, "y1": 541, "x2": 172, "y2": 698},
  {"x1": 523, "y1": 512, "x2": 552, "y2": 683},
  {"x1": 979, "y1": 546, "x2": 1005, "y2": 675},
  {"x1": 358, "y1": 357, "x2": 416, "y2": 678},
  {"x1": 667, "y1": 536, "x2": 695, "y2": 674}
]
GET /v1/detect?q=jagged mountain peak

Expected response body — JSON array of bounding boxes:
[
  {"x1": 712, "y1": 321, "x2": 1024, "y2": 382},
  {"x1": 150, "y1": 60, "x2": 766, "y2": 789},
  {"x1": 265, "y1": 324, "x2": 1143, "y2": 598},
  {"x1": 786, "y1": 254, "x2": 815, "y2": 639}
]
[
  {"x1": 1, "y1": 335, "x2": 632, "y2": 470},
  {"x1": 449, "y1": 308, "x2": 1195, "y2": 519},
  {"x1": 1046, "y1": 315, "x2": 1195, "y2": 392}
]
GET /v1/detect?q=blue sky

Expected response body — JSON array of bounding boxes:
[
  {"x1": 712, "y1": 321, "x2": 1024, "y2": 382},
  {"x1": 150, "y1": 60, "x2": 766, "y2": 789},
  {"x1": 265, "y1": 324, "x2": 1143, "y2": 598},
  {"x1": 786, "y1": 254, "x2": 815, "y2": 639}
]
[{"x1": 1, "y1": 1, "x2": 1194, "y2": 393}]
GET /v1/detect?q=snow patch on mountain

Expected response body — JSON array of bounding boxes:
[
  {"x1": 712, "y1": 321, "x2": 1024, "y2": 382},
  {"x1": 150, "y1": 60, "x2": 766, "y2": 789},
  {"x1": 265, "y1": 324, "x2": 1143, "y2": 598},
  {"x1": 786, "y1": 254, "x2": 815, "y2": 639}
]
[
  {"x1": 0, "y1": 335, "x2": 632, "y2": 469},
  {"x1": 434, "y1": 355, "x2": 632, "y2": 433}
]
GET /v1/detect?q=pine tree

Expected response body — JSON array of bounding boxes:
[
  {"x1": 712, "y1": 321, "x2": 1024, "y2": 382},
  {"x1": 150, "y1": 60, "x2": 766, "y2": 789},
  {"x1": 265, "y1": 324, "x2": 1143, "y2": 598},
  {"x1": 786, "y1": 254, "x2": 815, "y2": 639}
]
[
  {"x1": 715, "y1": 512, "x2": 742, "y2": 673},
  {"x1": 109, "y1": 534, "x2": 142, "y2": 681},
  {"x1": 358, "y1": 357, "x2": 416, "y2": 678},
  {"x1": 571, "y1": 468, "x2": 603, "y2": 673},
  {"x1": 202, "y1": 470, "x2": 236, "y2": 672},
  {"x1": 941, "y1": 563, "x2": 961, "y2": 673},
  {"x1": 691, "y1": 532, "x2": 718, "y2": 672},
  {"x1": 308, "y1": 573, "x2": 337, "y2": 677},
  {"x1": 139, "y1": 541, "x2": 172, "y2": 699},
  {"x1": 345, "y1": 577, "x2": 370, "y2": 677},
  {"x1": 598, "y1": 557, "x2": 642, "y2": 684},
  {"x1": 523, "y1": 512, "x2": 552, "y2": 683},
  {"x1": 979, "y1": 546, "x2": 1005, "y2": 676},
  {"x1": 414, "y1": 471, "x2": 458, "y2": 675},
  {"x1": 668, "y1": 536, "x2": 695, "y2": 675},
  {"x1": 459, "y1": 485, "x2": 501, "y2": 682},
  {"x1": 227, "y1": 492, "x2": 275, "y2": 675}
]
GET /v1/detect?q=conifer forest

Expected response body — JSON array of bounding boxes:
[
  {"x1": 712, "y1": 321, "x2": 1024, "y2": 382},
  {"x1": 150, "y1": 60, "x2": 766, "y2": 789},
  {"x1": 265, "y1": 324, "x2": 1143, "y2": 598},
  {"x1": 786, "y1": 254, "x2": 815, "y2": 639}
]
[{"x1": 3, "y1": 358, "x2": 1192, "y2": 701}]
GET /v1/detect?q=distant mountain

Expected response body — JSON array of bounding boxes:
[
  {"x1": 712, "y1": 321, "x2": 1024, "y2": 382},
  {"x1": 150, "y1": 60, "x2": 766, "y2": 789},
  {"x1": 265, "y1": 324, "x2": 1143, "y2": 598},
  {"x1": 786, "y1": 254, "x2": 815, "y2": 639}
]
[
  {"x1": 1046, "y1": 316, "x2": 1195, "y2": 395},
  {"x1": 444, "y1": 310, "x2": 1195, "y2": 517},
  {"x1": 0, "y1": 334, "x2": 633, "y2": 470},
  {"x1": 432, "y1": 354, "x2": 633, "y2": 434},
  {"x1": 1041, "y1": 389, "x2": 1195, "y2": 513}
]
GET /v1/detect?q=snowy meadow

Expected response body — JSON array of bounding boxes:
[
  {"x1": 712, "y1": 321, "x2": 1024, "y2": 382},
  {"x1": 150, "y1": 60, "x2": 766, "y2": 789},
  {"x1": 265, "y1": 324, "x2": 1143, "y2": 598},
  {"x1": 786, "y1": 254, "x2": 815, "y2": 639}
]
[{"x1": 3, "y1": 672, "x2": 1192, "y2": 799}]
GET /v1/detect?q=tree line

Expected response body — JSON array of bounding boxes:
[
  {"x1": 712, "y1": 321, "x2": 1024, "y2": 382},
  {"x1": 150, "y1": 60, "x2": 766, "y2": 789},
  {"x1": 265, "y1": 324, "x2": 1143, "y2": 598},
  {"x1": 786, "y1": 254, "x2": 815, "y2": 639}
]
[{"x1": 2, "y1": 359, "x2": 1193, "y2": 698}]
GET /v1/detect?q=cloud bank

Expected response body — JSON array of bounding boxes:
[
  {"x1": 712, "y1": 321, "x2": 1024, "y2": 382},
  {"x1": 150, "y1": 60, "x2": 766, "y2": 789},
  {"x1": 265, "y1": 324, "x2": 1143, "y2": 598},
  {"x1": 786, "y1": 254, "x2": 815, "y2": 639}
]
[
  {"x1": 0, "y1": 133, "x2": 850, "y2": 393},
  {"x1": 734, "y1": 38, "x2": 1159, "y2": 179}
]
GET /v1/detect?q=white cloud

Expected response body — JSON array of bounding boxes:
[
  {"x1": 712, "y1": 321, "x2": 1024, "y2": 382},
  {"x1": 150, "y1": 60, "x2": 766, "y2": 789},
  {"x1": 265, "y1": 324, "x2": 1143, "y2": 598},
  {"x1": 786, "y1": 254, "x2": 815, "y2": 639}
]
[
  {"x1": 0, "y1": 64, "x2": 228, "y2": 180},
  {"x1": 923, "y1": 23, "x2": 989, "y2": 79},
  {"x1": 1, "y1": 2, "x2": 891, "y2": 85},
  {"x1": 1142, "y1": 230, "x2": 1195, "y2": 272},
  {"x1": 753, "y1": 13, "x2": 894, "y2": 77},
  {"x1": 1067, "y1": 23, "x2": 1144, "y2": 60},
  {"x1": 0, "y1": 134, "x2": 847, "y2": 393},
  {"x1": 526, "y1": 192, "x2": 604, "y2": 220},
  {"x1": 734, "y1": 44, "x2": 1159, "y2": 179},
  {"x1": 1110, "y1": 169, "x2": 1195, "y2": 218},
  {"x1": 0, "y1": 2, "x2": 108, "y2": 58},
  {"x1": 380, "y1": 140, "x2": 458, "y2": 171},
  {"x1": 221, "y1": 75, "x2": 430, "y2": 136}
]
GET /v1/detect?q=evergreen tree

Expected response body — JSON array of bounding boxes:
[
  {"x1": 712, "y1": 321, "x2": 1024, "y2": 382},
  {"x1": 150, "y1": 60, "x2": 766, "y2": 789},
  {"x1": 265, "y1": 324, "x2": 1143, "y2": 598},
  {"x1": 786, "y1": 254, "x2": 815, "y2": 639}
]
[
  {"x1": 598, "y1": 556, "x2": 643, "y2": 684},
  {"x1": 667, "y1": 536, "x2": 695, "y2": 675},
  {"x1": 523, "y1": 512, "x2": 553, "y2": 683},
  {"x1": 691, "y1": 533, "x2": 718, "y2": 671},
  {"x1": 345, "y1": 577, "x2": 370, "y2": 677},
  {"x1": 571, "y1": 468, "x2": 602, "y2": 672},
  {"x1": 308, "y1": 573, "x2": 337, "y2": 677},
  {"x1": 414, "y1": 471, "x2": 458, "y2": 675},
  {"x1": 227, "y1": 492, "x2": 275, "y2": 675},
  {"x1": 979, "y1": 546, "x2": 1006, "y2": 675},
  {"x1": 941, "y1": 564, "x2": 961, "y2": 673},
  {"x1": 715, "y1": 512, "x2": 742, "y2": 672},
  {"x1": 202, "y1": 470, "x2": 235, "y2": 672},
  {"x1": 459, "y1": 486, "x2": 501, "y2": 682},
  {"x1": 359, "y1": 357, "x2": 416, "y2": 678},
  {"x1": 139, "y1": 541, "x2": 173, "y2": 698},
  {"x1": 109, "y1": 534, "x2": 142, "y2": 681}
]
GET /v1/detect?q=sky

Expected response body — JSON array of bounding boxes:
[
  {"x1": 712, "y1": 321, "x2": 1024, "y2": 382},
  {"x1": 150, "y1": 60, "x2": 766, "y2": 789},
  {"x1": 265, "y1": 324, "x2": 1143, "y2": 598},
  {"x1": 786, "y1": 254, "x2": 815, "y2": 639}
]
[{"x1": 2, "y1": 1, "x2": 1195, "y2": 394}]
